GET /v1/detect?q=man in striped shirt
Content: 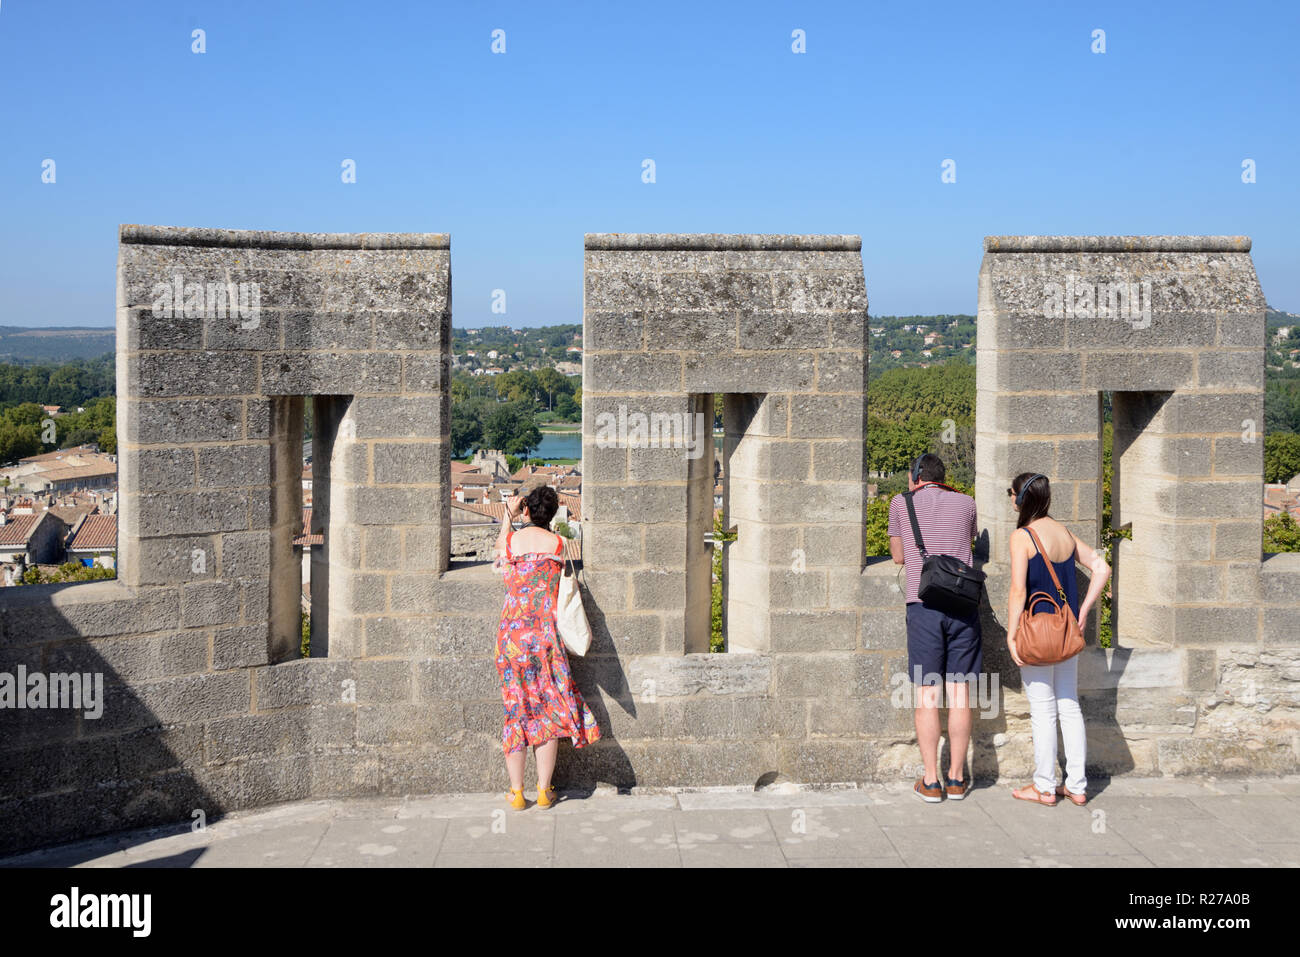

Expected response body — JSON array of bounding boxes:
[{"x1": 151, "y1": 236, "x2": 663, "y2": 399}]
[{"x1": 888, "y1": 452, "x2": 980, "y2": 803}]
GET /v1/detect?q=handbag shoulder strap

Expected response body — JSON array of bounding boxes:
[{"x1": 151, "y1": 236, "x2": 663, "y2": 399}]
[
  {"x1": 902, "y1": 491, "x2": 928, "y2": 557},
  {"x1": 1024, "y1": 526, "x2": 1076, "y2": 622}
]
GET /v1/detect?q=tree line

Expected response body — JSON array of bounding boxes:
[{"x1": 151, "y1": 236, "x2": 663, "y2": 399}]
[
  {"x1": 449, "y1": 368, "x2": 581, "y2": 458},
  {"x1": 0, "y1": 355, "x2": 117, "y2": 466}
]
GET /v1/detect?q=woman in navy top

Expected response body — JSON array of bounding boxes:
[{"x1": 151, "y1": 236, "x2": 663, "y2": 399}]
[
  {"x1": 1004, "y1": 473, "x2": 1111, "y2": 807},
  {"x1": 1025, "y1": 533, "x2": 1081, "y2": 621}
]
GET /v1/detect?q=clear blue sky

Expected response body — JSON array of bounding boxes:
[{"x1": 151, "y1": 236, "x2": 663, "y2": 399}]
[{"x1": 2, "y1": 0, "x2": 1296, "y2": 328}]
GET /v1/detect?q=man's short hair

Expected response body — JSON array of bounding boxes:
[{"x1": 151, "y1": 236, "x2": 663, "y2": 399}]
[{"x1": 915, "y1": 452, "x2": 946, "y2": 484}]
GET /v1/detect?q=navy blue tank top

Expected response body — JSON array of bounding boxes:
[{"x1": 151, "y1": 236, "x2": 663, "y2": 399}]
[{"x1": 1023, "y1": 526, "x2": 1080, "y2": 619}]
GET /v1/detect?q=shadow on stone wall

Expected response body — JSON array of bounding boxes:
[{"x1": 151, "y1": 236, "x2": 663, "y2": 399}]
[
  {"x1": 972, "y1": 554, "x2": 1137, "y2": 788},
  {"x1": 556, "y1": 565, "x2": 638, "y2": 791},
  {"x1": 0, "y1": 581, "x2": 227, "y2": 860}
]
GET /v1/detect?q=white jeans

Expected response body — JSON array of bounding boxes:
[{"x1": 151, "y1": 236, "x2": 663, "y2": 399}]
[{"x1": 1020, "y1": 656, "x2": 1087, "y2": 794}]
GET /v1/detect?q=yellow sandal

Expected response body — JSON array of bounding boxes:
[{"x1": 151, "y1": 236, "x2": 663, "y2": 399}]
[
  {"x1": 507, "y1": 786, "x2": 527, "y2": 810},
  {"x1": 536, "y1": 783, "x2": 557, "y2": 809}
]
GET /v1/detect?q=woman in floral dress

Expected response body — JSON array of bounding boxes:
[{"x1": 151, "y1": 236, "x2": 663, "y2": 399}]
[{"x1": 492, "y1": 484, "x2": 600, "y2": 810}]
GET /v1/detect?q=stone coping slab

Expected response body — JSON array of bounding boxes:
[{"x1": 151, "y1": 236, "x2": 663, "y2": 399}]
[
  {"x1": 983, "y1": 235, "x2": 1251, "y2": 253},
  {"x1": 584, "y1": 233, "x2": 861, "y2": 251},
  {"x1": 119, "y1": 225, "x2": 451, "y2": 250}
]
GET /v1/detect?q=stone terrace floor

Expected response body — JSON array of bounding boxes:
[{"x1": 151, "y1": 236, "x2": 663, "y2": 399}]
[{"x1": 4, "y1": 775, "x2": 1299, "y2": 868}]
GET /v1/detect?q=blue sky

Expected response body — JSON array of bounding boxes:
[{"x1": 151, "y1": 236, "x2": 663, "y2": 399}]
[{"x1": 1, "y1": 0, "x2": 1296, "y2": 328}]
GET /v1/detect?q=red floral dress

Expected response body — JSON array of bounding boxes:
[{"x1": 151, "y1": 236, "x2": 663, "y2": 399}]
[{"x1": 494, "y1": 529, "x2": 601, "y2": 755}]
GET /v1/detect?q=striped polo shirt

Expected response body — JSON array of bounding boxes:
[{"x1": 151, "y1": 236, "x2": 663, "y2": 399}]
[{"x1": 887, "y1": 484, "x2": 978, "y2": 604}]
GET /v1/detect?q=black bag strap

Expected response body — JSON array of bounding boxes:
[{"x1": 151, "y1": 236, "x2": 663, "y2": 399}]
[{"x1": 902, "y1": 491, "x2": 928, "y2": 558}]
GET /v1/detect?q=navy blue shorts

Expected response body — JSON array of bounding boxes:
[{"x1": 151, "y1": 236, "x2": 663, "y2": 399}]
[{"x1": 906, "y1": 602, "x2": 983, "y2": 686}]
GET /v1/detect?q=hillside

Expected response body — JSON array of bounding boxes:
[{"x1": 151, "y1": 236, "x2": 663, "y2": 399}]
[{"x1": 0, "y1": 326, "x2": 114, "y2": 364}]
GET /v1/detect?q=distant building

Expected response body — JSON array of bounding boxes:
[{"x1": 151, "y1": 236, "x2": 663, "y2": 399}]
[
  {"x1": 1264, "y1": 483, "x2": 1300, "y2": 522},
  {"x1": 1, "y1": 446, "x2": 115, "y2": 494},
  {"x1": 64, "y1": 514, "x2": 116, "y2": 569},
  {"x1": 471, "y1": 449, "x2": 513, "y2": 481},
  {"x1": 0, "y1": 511, "x2": 68, "y2": 567}
]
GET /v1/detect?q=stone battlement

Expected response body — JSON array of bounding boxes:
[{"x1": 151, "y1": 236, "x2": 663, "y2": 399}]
[{"x1": 0, "y1": 228, "x2": 1296, "y2": 856}]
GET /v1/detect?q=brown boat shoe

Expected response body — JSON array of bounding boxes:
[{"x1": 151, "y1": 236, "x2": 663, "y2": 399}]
[{"x1": 914, "y1": 777, "x2": 944, "y2": 803}]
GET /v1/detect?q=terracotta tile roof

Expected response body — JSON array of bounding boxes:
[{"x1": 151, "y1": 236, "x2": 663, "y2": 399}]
[
  {"x1": 451, "y1": 461, "x2": 479, "y2": 475},
  {"x1": 294, "y1": 507, "x2": 323, "y2": 546},
  {"x1": 456, "y1": 501, "x2": 509, "y2": 523},
  {"x1": 555, "y1": 475, "x2": 582, "y2": 489},
  {"x1": 49, "y1": 505, "x2": 96, "y2": 526},
  {"x1": 66, "y1": 514, "x2": 116, "y2": 550},
  {"x1": 0, "y1": 513, "x2": 43, "y2": 546},
  {"x1": 17, "y1": 444, "x2": 99, "y2": 464},
  {"x1": 561, "y1": 537, "x2": 582, "y2": 562},
  {"x1": 35, "y1": 463, "x2": 118, "y2": 484},
  {"x1": 557, "y1": 493, "x2": 582, "y2": 521}
]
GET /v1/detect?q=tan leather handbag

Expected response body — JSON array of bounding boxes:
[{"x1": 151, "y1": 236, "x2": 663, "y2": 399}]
[{"x1": 1015, "y1": 527, "x2": 1085, "y2": 666}]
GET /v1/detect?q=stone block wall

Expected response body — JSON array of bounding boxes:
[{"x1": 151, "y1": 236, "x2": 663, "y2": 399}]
[
  {"x1": 974, "y1": 236, "x2": 1300, "y2": 776},
  {"x1": 577, "y1": 233, "x2": 882, "y2": 785},
  {"x1": 0, "y1": 229, "x2": 1296, "y2": 857},
  {"x1": 0, "y1": 226, "x2": 457, "y2": 853}
]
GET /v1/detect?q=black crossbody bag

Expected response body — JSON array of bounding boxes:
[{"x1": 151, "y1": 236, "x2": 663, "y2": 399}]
[{"x1": 902, "y1": 489, "x2": 986, "y2": 620}]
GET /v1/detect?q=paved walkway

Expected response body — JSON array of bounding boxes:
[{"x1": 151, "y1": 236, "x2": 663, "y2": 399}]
[{"x1": 4, "y1": 776, "x2": 1299, "y2": 868}]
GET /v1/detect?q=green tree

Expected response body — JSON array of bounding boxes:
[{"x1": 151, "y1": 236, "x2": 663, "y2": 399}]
[
  {"x1": 867, "y1": 414, "x2": 943, "y2": 476},
  {"x1": 554, "y1": 393, "x2": 579, "y2": 420},
  {"x1": 865, "y1": 499, "x2": 891, "y2": 557},
  {"x1": 1264, "y1": 432, "x2": 1300, "y2": 483},
  {"x1": 482, "y1": 402, "x2": 541, "y2": 457},
  {"x1": 709, "y1": 511, "x2": 736, "y2": 652},
  {"x1": 450, "y1": 400, "x2": 485, "y2": 457},
  {"x1": 868, "y1": 364, "x2": 975, "y2": 420},
  {"x1": 495, "y1": 370, "x2": 540, "y2": 406},
  {"x1": 536, "y1": 367, "x2": 569, "y2": 411},
  {"x1": 1264, "y1": 512, "x2": 1300, "y2": 553},
  {"x1": 18, "y1": 561, "x2": 115, "y2": 584}
]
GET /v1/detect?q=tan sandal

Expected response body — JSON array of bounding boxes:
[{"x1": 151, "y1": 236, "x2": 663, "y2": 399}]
[
  {"x1": 1055, "y1": 784, "x2": 1087, "y2": 806},
  {"x1": 1011, "y1": 783, "x2": 1057, "y2": 806}
]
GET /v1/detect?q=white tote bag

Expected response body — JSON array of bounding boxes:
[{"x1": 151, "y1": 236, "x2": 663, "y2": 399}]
[{"x1": 555, "y1": 557, "x2": 591, "y2": 657}]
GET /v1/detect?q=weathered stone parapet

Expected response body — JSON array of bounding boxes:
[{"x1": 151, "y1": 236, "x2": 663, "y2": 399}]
[
  {"x1": 582, "y1": 233, "x2": 867, "y2": 664},
  {"x1": 2, "y1": 228, "x2": 1298, "y2": 858},
  {"x1": 975, "y1": 234, "x2": 1276, "y2": 648}
]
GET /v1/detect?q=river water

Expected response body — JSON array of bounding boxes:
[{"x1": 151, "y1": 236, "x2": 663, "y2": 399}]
[{"x1": 532, "y1": 430, "x2": 723, "y2": 462}]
